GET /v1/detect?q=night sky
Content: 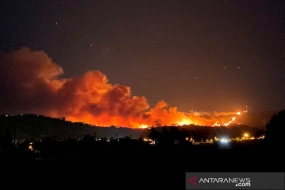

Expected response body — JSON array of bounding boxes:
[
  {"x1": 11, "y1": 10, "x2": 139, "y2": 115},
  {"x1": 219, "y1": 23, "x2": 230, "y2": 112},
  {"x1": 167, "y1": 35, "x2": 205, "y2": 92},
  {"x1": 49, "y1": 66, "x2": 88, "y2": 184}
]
[{"x1": 1, "y1": 0, "x2": 284, "y2": 127}]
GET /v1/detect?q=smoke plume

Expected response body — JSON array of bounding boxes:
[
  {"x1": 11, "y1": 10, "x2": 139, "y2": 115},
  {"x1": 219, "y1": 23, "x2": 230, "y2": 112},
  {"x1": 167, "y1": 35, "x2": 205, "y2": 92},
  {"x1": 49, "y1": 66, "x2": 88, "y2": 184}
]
[{"x1": 0, "y1": 47, "x2": 240, "y2": 128}]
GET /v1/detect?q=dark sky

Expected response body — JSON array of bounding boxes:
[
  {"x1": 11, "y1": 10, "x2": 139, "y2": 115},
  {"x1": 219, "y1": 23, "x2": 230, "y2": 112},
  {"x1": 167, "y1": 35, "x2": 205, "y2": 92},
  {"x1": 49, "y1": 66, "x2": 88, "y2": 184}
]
[{"x1": 1, "y1": 0, "x2": 284, "y2": 113}]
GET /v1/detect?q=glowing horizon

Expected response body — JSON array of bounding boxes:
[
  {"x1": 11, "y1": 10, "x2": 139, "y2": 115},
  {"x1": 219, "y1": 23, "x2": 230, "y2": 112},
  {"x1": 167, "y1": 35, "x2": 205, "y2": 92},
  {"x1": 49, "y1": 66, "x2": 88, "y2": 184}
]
[
  {"x1": 1, "y1": 47, "x2": 245, "y2": 129},
  {"x1": 63, "y1": 109, "x2": 244, "y2": 128}
]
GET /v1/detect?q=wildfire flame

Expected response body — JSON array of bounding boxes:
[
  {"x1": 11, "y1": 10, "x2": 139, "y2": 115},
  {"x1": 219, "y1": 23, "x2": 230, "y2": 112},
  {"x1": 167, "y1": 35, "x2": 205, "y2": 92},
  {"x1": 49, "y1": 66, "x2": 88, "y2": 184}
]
[{"x1": 0, "y1": 47, "x2": 244, "y2": 128}]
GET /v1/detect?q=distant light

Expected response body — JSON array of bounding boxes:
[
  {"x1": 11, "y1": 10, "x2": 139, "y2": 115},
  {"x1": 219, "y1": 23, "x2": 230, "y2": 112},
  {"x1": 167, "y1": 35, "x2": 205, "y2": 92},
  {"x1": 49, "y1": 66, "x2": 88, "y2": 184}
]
[
  {"x1": 28, "y1": 145, "x2": 33, "y2": 151},
  {"x1": 220, "y1": 138, "x2": 229, "y2": 143}
]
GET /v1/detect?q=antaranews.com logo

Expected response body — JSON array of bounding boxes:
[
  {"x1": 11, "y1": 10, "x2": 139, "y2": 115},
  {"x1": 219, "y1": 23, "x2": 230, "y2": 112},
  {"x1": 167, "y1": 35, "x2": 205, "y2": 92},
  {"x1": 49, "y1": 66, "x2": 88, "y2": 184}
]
[
  {"x1": 186, "y1": 172, "x2": 284, "y2": 190},
  {"x1": 188, "y1": 176, "x2": 251, "y2": 187}
]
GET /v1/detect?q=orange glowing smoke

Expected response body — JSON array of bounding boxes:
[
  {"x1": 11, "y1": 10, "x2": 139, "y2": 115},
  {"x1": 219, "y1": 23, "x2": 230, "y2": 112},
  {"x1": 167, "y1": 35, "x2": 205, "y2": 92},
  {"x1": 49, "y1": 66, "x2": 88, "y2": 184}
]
[{"x1": 0, "y1": 47, "x2": 243, "y2": 128}]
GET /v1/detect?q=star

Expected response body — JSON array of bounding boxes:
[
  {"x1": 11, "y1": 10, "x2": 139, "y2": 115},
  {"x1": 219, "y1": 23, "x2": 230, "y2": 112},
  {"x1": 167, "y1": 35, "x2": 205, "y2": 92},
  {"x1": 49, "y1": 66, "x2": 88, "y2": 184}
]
[
  {"x1": 90, "y1": 44, "x2": 93, "y2": 47},
  {"x1": 55, "y1": 21, "x2": 58, "y2": 25}
]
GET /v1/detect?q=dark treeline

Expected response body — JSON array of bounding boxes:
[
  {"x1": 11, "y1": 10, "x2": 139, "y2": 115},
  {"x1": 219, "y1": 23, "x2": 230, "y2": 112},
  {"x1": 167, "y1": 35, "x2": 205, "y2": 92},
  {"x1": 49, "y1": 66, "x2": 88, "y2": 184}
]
[
  {"x1": 0, "y1": 130, "x2": 283, "y2": 173},
  {"x1": 150, "y1": 125, "x2": 265, "y2": 142},
  {"x1": 0, "y1": 110, "x2": 284, "y2": 172},
  {"x1": 0, "y1": 131, "x2": 268, "y2": 160}
]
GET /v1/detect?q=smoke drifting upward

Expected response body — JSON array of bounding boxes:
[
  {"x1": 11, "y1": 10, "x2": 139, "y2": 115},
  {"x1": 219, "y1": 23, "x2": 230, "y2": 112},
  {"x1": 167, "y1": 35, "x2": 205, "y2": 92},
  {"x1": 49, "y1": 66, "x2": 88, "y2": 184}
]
[{"x1": 0, "y1": 47, "x2": 241, "y2": 128}]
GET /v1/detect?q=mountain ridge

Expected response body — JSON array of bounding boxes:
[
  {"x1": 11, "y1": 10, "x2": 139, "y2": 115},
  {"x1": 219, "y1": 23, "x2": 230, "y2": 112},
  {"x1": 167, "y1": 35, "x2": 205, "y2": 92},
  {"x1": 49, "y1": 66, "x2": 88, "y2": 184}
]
[{"x1": 0, "y1": 114, "x2": 266, "y2": 142}]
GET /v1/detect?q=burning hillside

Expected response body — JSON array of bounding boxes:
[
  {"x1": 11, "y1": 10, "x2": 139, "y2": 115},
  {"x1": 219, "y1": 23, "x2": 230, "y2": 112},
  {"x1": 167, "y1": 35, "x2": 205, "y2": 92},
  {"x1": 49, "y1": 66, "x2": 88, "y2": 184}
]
[{"x1": 0, "y1": 47, "x2": 244, "y2": 128}]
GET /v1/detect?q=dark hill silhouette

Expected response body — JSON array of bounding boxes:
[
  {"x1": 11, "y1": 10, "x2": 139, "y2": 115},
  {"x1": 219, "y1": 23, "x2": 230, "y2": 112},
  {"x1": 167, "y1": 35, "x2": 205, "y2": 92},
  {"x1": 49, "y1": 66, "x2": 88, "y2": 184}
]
[
  {"x1": 0, "y1": 114, "x2": 265, "y2": 141},
  {"x1": 0, "y1": 114, "x2": 145, "y2": 141}
]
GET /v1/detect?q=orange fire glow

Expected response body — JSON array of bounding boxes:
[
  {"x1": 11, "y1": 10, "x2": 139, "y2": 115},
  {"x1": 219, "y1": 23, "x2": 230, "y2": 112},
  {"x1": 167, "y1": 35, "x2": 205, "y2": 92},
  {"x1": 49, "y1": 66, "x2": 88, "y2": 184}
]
[{"x1": 0, "y1": 47, "x2": 244, "y2": 128}]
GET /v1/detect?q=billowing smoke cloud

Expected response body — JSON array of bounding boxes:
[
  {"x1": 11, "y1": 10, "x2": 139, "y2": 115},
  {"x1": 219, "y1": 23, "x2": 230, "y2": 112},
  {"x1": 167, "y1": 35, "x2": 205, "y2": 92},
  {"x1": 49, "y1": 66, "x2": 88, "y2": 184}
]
[{"x1": 0, "y1": 47, "x2": 240, "y2": 128}]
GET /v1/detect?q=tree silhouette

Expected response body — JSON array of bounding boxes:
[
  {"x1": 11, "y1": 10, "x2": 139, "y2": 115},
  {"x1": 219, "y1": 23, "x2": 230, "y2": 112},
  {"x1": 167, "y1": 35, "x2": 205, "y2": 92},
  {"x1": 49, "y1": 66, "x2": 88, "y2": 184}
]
[
  {"x1": 0, "y1": 128, "x2": 13, "y2": 150},
  {"x1": 4, "y1": 128, "x2": 12, "y2": 144},
  {"x1": 148, "y1": 127, "x2": 189, "y2": 147},
  {"x1": 148, "y1": 127, "x2": 159, "y2": 141},
  {"x1": 265, "y1": 110, "x2": 285, "y2": 148}
]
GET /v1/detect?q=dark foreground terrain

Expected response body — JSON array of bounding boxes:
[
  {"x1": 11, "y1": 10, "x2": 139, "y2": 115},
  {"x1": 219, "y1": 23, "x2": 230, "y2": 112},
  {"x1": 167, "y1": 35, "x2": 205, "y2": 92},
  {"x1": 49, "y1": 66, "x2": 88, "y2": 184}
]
[
  {"x1": 1, "y1": 138, "x2": 283, "y2": 190},
  {"x1": 1, "y1": 138, "x2": 283, "y2": 170},
  {"x1": 1, "y1": 110, "x2": 284, "y2": 189}
]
